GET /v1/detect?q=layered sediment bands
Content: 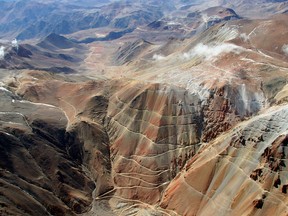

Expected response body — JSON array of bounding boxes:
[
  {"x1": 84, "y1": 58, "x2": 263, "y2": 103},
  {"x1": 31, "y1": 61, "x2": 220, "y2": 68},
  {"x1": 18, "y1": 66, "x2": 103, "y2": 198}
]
[
  {"x1": 73, "y1": 95, "x2": 114, "y2": 196},
  {"x1": 14, "y1": 72, "x2": 114, "y2": 196},
  {"x1": 160, "y1": 105, "x2": 288, "y2": 216},
  {"x1": 13, "y1": 71, "x2": 268, "y2": 209},
  {"x1": 201, "y1": 80, "x2": 265, "y2": 142},
  {"x1": 106, "y1": 81, "x2": 204, "y2": 204}
]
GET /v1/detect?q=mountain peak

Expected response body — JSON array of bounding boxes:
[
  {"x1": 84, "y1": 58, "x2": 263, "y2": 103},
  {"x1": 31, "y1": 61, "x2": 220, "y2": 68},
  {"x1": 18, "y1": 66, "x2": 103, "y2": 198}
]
[{"x1": 37, "y1": 33, "x2": 76, "y2": 49}]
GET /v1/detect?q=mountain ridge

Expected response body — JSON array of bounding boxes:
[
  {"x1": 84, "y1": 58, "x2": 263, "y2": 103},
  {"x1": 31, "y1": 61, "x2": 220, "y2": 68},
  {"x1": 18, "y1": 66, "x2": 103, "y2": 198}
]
[{"x1": 0, "y1": 1, "x2": 287, "y2": 215}]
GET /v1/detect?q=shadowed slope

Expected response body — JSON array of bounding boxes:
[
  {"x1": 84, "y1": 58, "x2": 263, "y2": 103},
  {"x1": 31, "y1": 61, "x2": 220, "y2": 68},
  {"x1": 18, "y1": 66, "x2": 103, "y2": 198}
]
[{"x1": 0, "y1": 83, "x2": 94, "y2": 215}]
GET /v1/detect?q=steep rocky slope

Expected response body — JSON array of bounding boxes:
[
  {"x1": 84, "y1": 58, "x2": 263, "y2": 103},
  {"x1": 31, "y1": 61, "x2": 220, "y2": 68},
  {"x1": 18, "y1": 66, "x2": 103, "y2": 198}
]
[
  {"x1": 0, "y1": 78, "x2": 94, "y2": 215},
  {"x1": 161, "y1": 104, "x2": 288, "y2": 216},
  {"x1": 0, "y1": 3, "x2": 287, "y2": 216}
]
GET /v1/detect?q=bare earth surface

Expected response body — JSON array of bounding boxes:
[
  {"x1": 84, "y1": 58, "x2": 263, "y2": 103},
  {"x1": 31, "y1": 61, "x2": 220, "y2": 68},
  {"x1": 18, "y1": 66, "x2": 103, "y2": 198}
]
[{"x1": 0, "y1": 1, "x2": 288, "y2": 216}]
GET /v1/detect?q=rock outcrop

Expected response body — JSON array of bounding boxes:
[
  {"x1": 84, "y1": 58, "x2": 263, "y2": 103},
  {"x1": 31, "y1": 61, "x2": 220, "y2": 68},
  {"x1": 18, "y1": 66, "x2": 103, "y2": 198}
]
[{"x1": 160, "y1": 104, "x2": 288, "y2": 216}]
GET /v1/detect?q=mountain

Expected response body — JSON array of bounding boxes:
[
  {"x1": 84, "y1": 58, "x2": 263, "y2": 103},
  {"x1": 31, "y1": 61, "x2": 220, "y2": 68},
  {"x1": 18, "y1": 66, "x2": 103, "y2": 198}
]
[
  {"x1": 112, "y1": 39, "x2": 153, "y2": 65},
  {"x1": 218, "y1": 0, "x2": 288, "y2": 18},
  {"x1": 145, "y1": 6, "x2": 241, "y2": 41},
  {"x1": 0, "y1": 0, "x2": 164, "y2": 40},
  {"x1": 0, "y1": 1, "x2": 288, "y2": 216},
  {"x1": 37, "y1": 33, "x2": 82, "y2": 50},
  {"x1": 0, "y1": 0, "x2": 286, "y2": 41},
  {"x1": 0, "y1": 34, "x2": 86, "y2": 72},
  {"x1": 0, "y1": 77, "x2": 94, "y2": 215}
]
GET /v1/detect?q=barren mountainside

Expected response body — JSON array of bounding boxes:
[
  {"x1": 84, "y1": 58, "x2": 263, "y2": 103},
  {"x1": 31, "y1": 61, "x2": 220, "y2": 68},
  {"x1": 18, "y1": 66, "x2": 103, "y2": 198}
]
[{"x1": 0, "y1": 0, "x2": 288, "y2": 216}]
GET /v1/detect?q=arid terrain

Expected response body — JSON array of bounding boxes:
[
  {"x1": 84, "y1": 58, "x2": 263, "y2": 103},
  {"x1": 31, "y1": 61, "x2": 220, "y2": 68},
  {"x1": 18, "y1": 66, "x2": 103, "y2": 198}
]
[{"x1": 0, "y1": 0, "x2": 288, "y2": 216}]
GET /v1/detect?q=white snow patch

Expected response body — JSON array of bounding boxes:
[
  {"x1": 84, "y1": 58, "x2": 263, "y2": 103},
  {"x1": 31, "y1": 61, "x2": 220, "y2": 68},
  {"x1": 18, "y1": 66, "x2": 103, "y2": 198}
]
[
  {"x1": 0, "y1": 46, "x2": 5, "y2": 59},
  {"x1": 12, "y1": 39, "x2": 18, "y2": 50},
  {"x1": 240, "y1": 33, "x2": 249, "y2": 42},
  {"x1": 202, "y1": 14, "x2": 209, "y2": 29},
  {"x1": 0, "y1": 86, "x2": 11, "y2": 93},
  {"x1": 152, "y1": 54, "x2": 166, "y2": 61},
  {"x1": 95, "y1": 33, "x2": 106, "y2": 38},
  {"x1": 240, "y1": 83, "x2": 248, "y2": 111},
  {"x1": 167, "y1": 21, "x2": 179, "y2": 25},
  {"x1": 183, "y1": 43, "x2": 243, "y2": 61},
  {"x1": 282, "y1": 44, "x2": 288, "y2": 56}
]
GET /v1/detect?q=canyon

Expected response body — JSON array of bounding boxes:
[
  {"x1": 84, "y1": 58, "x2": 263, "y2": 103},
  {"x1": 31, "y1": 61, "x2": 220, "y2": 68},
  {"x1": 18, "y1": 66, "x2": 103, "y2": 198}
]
[{"x1": 0, "y1": 0, "x2": 288, "y2": 215}]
